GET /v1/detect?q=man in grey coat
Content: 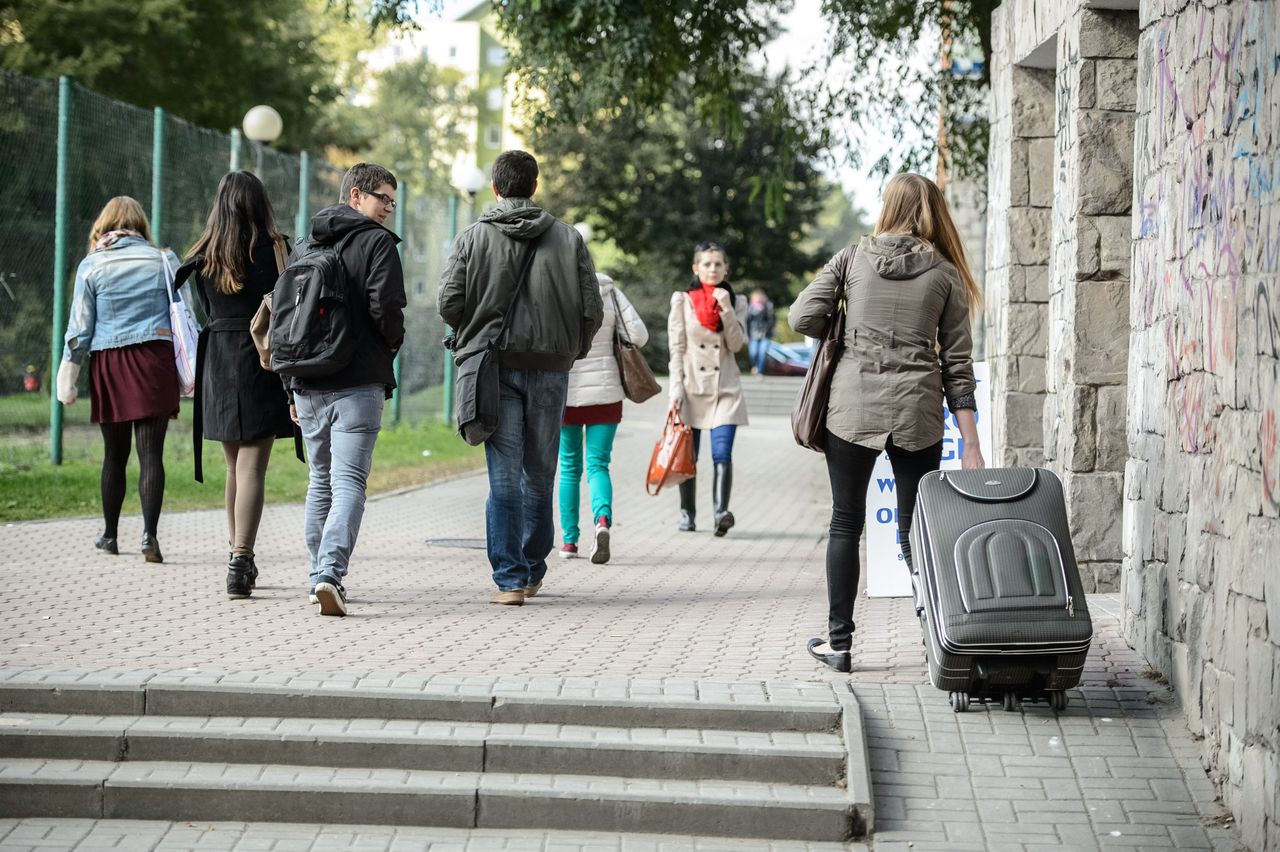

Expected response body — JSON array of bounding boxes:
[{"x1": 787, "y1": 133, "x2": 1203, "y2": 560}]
[{"x1": 438, "y1": 150, "x2": 603, "y2": 605}]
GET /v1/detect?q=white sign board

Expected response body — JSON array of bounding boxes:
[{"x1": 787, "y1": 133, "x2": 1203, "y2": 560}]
[{"x1": 865, "y1": 361, "x2": 992, "y2": 597}]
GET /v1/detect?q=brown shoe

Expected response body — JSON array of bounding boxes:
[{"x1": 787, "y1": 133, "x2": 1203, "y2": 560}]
[
  {"x1": 523, "y1": 581, "x2": 543, "y2": 598},
  {"x1": 490, "y1": 589, "x2": 525, "y2": 606}
]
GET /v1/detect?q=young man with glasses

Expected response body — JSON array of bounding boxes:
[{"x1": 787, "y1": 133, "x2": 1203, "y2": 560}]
[
  {"x1": 438, "y1": 150, "x2": 603, "y2": 605},
  {"x1": 287, "y1": 162, "x2": 407, "y2": 616}
]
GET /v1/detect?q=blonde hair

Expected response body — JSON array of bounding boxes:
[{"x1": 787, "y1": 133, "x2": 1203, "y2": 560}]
[
  {"x1": 874, "y1": 173, "x2": 983, "y2": 311},
  {"x1": 88, "y1": 196, "x2": 152, "y2": 252}
]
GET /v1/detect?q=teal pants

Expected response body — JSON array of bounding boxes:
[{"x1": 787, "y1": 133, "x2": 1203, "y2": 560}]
[{"x1": 558, "y1": 423, "x2": 618, "y2": 544}]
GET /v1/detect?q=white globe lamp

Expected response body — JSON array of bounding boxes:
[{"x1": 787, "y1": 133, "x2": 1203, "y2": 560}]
[
  {"x1": 450, "y1": 162, "x2": 488, "y2": 196},
  {"x1": 242, "y1": 105, "x2": 283, "y2": 144}
]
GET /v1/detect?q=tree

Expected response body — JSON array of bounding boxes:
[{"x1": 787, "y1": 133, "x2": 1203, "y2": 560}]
[
  {"x1": 359, "y1": 0, "x2": 994, "y2": 182},
  {"x1": 359, "y1": 59, "x2": 474, "y2": 197},
  {"x1": 0, "y1": 0, "x2": 361, "y2": 150},
  {"x1": 532, "y1": 71, "x2": 831, "y2": 370}
]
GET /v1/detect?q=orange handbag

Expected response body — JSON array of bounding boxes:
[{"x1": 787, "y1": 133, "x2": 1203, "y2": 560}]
[{"x1": 646, "y1": 409, "x2": 697, "y2": 495}]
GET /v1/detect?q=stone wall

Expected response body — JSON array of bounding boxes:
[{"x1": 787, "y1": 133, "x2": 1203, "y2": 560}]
[
  {"x1": 1042, "y1": 8, "x2": 1138, "y2": 594},
  {"x1": 1122, "y1": 1, "x2": 1280, "y2": 848}
]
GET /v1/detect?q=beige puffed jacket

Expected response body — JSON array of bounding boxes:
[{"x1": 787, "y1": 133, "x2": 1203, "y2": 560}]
[
  {"x1": 789, "y1": 234, "x2": 976, "y2": 451},
  {"x1": 667, "y1": 288, "x2": 750, "y2": 429}
]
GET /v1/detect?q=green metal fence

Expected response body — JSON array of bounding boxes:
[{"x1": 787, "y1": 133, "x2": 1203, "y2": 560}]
[{"x1": 0, "y1": 71, "x2": 457, "y2": 467}]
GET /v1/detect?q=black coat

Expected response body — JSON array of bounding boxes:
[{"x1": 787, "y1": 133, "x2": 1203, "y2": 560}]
[
  {"x1": 177, "y1": 238, "x2": 297, "y2": 479},
  {"x1": 285, "y1": 204, "x2": 406, "y2": 399}
]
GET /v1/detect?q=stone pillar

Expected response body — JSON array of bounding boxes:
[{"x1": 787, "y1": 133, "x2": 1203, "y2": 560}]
[
  {"x1": 985, "y1": 8, "x2": 1056, "y2": 467},
  {"x1": 1042, "y1": 9, "x2": 1138, "y2": 593}
]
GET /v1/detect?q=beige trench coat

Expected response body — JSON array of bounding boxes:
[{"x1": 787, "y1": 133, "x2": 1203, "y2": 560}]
[
  {"x1": 667, "y1": 290, "x2": 750, "y2": 429},
  {"x1": 789, "y1": 235, "x2": 977, "y2": 451}
]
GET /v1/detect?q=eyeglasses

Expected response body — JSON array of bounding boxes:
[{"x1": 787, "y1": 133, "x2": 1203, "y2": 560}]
[
  {"x1": 695, "y1": 241, "x2": 724, "y2": 252},
  {"x1": 362, "y1": 189, "x2": 397, "y2": 210}
]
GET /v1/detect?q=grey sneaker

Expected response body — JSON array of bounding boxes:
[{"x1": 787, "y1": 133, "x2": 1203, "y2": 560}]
[{"x1": 314, "y1": 578, "x2": 347, "y2": 616}]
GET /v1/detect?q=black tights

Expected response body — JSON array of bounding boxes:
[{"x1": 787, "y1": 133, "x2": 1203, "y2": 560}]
[
  {"x1": 100, "y1": 416, "x2": 169, "y2": 538},
  {"x1": 823, "y1": 431, "x2": 942, "y2": 651}
]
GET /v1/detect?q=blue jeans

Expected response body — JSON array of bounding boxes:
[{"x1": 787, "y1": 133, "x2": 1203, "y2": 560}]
[
  {"x1": 295, "y1": 384, "x2": 384, "y2": 590},
  {"x1": 748, "y1": 338, "x2": 770, "y2": 374},
  {"x1": 692, "y1": 424, "x2": 737, "y2": 464},
  {"x1": 485, "y1": 368, "x2": 570, "y2": 591},
  {"x1": 558, "y1": 422, "x2": 619, "y2": 544}
]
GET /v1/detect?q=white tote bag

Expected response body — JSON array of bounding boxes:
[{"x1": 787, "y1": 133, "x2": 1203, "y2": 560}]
[{"x1": 161, "y1": 252, "x2": 200, "y2": 398}]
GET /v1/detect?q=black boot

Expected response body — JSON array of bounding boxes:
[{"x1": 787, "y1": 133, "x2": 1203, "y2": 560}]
[
  {"x1": 713, "y1": 462, "x2": 735, "y2": 537},
  {"x1": 226, "y1": 555, "x2": 253, "y2": 600},
  {"x1": 678, "y1": 478, "x2": 697, "y2": 531}
]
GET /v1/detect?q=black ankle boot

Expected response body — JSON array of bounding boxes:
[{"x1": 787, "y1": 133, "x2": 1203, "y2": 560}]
[
  {"x1": 713, "y1": 462, "x2": 734, "y2": 537},
  {"x1": 678, "y1": 478, "x2": 697, "y2": 531},
  {"x1": 227, "y1": 555, "x2": 253, "y2": 600},
  {"x1": 95, "y1": 534, "x2": 118, "y2": 555}
]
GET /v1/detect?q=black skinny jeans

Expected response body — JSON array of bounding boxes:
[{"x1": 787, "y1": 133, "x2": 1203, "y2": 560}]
[{"x1": 823, "y1": 430, "x2": 942, "y2": 651}]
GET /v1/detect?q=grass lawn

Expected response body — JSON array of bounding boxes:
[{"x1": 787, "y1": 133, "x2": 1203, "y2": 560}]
[{"x1": 0, "y1": 394, "x2": 482, "y2": 523}]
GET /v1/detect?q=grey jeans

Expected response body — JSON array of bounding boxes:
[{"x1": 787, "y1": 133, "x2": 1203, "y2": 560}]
[{"x1": 294, "y1": 384, "x2": 384, "y2": 589}]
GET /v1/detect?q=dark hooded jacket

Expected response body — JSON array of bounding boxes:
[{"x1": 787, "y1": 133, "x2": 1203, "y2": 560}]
[
  {"x1": 437, "y1": 197, "x2": 603, "y2": 372},
  {"x1": 788, "y1": 234, "x2": 977, "y2": 451},
  {"x1": 288, "y1": 204, "x2": 406, "y2": 399}
]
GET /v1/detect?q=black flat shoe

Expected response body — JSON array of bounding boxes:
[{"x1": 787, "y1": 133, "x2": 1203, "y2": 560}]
[
  {"x1": 141, "y1": 533, "x2": 163, "y2": 564},
  {"x1": 94, "y1": 535, "x2": 118, "y2": 555},
  {"x1": 807, "y1": 638, "x2": 851, "y2": 673}
]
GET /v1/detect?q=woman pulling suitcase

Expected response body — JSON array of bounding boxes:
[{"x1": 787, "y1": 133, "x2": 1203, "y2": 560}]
[{"x1": 789, "y1": 172, "x2": 985, "y2": 673}]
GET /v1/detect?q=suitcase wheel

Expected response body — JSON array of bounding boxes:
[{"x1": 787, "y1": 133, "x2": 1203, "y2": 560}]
[
  {"x1": 1049, "y1": 690, "x2": 1069, "y2": 711},
  {"x1": 1002, "y1": 691, "x2": 1021, "y2": 712},
  {"x1": 949, "y1": 691, "x2": 971, "y2": 713}
]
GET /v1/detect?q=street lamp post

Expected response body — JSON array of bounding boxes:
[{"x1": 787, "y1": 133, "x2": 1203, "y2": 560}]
[
  {"x1": 442, "y1": 163, "x2": 489, "y2": 425},
  {"x1": 242, "y1": 105, "x2": 283, "y2": 177}
]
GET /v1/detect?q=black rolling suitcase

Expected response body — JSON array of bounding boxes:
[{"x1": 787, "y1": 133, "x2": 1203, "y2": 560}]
[{"x1": 909, "y1": 467, "x2": 1093, "y2": 712}]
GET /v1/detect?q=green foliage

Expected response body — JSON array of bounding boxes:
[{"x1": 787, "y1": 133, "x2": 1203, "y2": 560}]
[
  {"x1": 359, "y1": 59, "x2": 474, "y2": 197},
  {"x1": 359, "y1": 0, "x2": 993, "y2": 184},
  {"x1": 532, "y1": 71, "x2": 833, "y2": 371},
  {"x1": 0, "y1": 0, "x2": 360, "y2": 150}
]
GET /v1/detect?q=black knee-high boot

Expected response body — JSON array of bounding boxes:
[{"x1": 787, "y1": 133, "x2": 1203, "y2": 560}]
[
  {"x1": 678, "y1": 478, "x2": 697, "y2": 531},
  {"x1": 713, "y1": 462, "x2": 734, "y2": 536}
]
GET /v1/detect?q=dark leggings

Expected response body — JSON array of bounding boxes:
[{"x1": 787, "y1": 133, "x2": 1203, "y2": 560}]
[
  {"x1": 100, "y1": 416, "x2": 169, "y2": 538},
  {"x1": 824, "y1": 431, "x2": 942, "y2": 651}
]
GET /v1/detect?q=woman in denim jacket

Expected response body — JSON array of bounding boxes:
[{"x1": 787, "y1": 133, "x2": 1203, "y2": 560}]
[{"x1": 56, "y1": 196, "x2": 181, "y2": 563}]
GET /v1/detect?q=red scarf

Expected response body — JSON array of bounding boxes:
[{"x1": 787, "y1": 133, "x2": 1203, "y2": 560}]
[{"x1": 689, "y1": 283, "x2": 722, "y2": 332}]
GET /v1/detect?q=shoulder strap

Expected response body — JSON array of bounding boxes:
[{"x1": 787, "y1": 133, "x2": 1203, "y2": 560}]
[
  {"x1": 493, "y1": 230, "x2": 545, "y2": 350},
  {"x1": 609, "y1": 288, "x2": 631, "y2": 346},
  {"x1": 273, "y1": 237, "x2": 288, "y2": 275}
]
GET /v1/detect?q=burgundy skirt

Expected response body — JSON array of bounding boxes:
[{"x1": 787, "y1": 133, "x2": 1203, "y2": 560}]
[
  {"x1": 563, "y1": 401, "x2": 623, "y2": 426},
  {"x1": 89, "y1": 340, "x2": 180, "y2": 424}
]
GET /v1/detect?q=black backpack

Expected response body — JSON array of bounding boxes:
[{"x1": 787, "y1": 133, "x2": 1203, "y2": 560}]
[{"x1": 268, "y1": 233, "x2": 357, "y2": 378}]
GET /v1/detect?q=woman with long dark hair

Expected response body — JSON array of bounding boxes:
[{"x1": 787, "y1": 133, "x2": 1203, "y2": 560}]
[
  {"x1": 177, "y1": 170, "x2": 294, "y2": 600},
  {"x1": 790, "y1": 172, "x2": 985, "y2": 673},
  {"x1": 56, "y1": 196, "x2": 181, "y2": 563}
]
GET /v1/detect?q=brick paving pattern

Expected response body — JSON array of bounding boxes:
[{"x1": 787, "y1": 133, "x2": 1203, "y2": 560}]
[{"x1": 0, "y1": 392, "x2": 1250, "y2": 850}]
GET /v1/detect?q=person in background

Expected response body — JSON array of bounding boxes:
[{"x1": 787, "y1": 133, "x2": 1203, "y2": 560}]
[
  {"x1": 558, "y1": 272, "x2": 649, "y2": 564},
  {"x1": 56, "y1": 196, "x2": 181, "y2": 564},
  {"x1": 666, "y1": 240, "x2": 749, "y2": 537},
  {"x1": 789, "y1": 172, "x2": 984, "y2": 674},
  {"x1": 745, "y1": 288, "x2": 775, "y2": 376},
  {"x1": 177, "y1": 170, "x2": 296, "y2": 600}
]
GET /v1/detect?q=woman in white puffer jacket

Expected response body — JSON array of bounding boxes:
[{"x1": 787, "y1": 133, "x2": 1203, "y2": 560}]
[{"x1": 558, "y1": 273, "x2": 649, "y2": 564}]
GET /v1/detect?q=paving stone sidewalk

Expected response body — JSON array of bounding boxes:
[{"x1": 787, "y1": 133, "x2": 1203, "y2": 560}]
[{"x1": 0, "y1": 392, "x2": 1249, "y2": 850}]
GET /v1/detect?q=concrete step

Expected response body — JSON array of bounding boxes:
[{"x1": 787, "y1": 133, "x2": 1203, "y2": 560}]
[
  {"x1": 0, "y1": 713, "x2": 846, "y2": 785},
  {"x1": 0, "y1": 758, "x2": 857, "y2": 841},
  {"x1": 0, "y1": 673, "x2": 841, "y2": 733},
  {"x1": 0, "y1": 819, "x2": 872, "y2": 851}
]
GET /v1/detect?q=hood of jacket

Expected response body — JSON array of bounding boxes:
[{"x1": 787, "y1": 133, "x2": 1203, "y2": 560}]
[
  {"x1": 478, "y1": 197, "x2": 556, "y2": 241},
  {"x1": 862, "y1": 234, "x2": 944, "y2": 280},
  {"x1": 309, "y1": 203, "x2": 401, "y2": 246}
]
